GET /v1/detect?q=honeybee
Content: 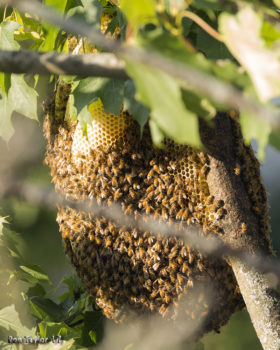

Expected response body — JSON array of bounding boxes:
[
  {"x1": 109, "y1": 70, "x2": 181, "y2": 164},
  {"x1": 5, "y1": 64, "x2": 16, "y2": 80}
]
[
  {"x1": 111, "y1": 176, "x2": 118, "y2": 187},
  {"x1": 182, "y1": 209, "x2": 189, "y2": 220},
  {"x1": 147, "y1": 169, "x2": 154, "y2": 179},
  {"x1": 169, "y1": 260, "x2": 177, "y2": 270},
  {"x1": 125, "y1": 173, "x2": 132, "y2": 184},
  {"x1": 188, "y1": 251, "x2": 195, "y2": 264},
  {"x1": 161, "y1": 208, "x2": 168, "y2": 220},
  {"x1": 167, "y1": 184, "x2": 175, "y2": 196},
  {"x1": 95, "y1": 237, "x2": 102, "y2": 245},
  {"x1": 114, "y1": 189, "x2": 122, "y2": 201},
  {"x1": 131, "y1": 153, "x2": 138, "y2": 161},
  {"x1": 197, "y1": 260, "x2": 204, "y2": 272},
  {"x1": 177, "y1": 273, "x2": 184, "y2": 284},
  {"x1": 133, "y1": 182, "x2": 140, "y2": 190},
  {"x1": 105, "y1": 237, "x2": 112, "y2": 248},
  {"x1": 145, "y1": 204, "x2": 153, "y2": 214},
  {"x1": 205, "y1": 195, "x2": 214, "y2": 205},
  {"x1": 241, "y1": 222, "x2": 247, "y2": 234},
  {"x1": 187, "y1": 278, "x2": 194, "y2": 288},
  {"x1": 164, "y1": 294, "x2": 171, "y2": 304},
  {"x1": 129, "y1": 188, "x2": 136, "y2": 200},
  {"x1": 234, "y1": 164, "x2": 241, "y2": 175},
  {"x1": 159, "y1": 305, "x2": 168, "y2": 317},
  {"x1": 138, "y1": 247, "x2": 145, "y2": 259},
  {"x1": 124, "y1": 204, "x2": 134, "y2": 215},
  {"x1": 153, "y1": 241, "x2": 161, "y2": 252}
]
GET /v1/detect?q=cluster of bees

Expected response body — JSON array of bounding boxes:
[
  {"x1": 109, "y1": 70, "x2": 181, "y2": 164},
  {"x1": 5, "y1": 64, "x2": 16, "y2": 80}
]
[{"x1": 43, "y1": 88, "x2": 249, "y2": 339}]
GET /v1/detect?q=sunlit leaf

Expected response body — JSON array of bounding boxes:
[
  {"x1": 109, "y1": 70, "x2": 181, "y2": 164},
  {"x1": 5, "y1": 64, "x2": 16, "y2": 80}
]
[
  {"x1": 0, "y1": 21, "x2": 20, "y2": 50},
  {"x1": 120, "y1": 0, "x2": 157, "y2": 29},
  {"x1": 0, "y1": 305, "x2": 36, "y2": 337},
  {"x1": 220, "y1": 6, "x2": 280, "y2": 102},
  {"x1": 239, "y1": 110, "x2": 271, "y2": 160},
  {"x1": 9, "y1": 75, "x2": 38, "y2": 121},
  {"x1": 125, "y1": 60, "x2": 201, "y2": 148},
  {"x1": 19, "y1": 265, "x2": 51, "y2": 285}
]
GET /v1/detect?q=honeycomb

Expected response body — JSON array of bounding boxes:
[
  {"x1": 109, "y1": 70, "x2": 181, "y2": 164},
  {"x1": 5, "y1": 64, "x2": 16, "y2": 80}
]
[{"x1": 72, "y1": 99, "x2": 127, "y2": 161}]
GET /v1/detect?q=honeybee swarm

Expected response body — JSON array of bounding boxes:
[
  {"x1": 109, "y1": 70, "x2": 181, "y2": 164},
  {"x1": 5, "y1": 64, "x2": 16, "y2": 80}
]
[{"x1": 43, "y1": 85, "x2": 250, "y2": 339}]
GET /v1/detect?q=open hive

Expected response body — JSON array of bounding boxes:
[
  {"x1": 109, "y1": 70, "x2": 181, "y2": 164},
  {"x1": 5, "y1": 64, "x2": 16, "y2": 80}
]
[{"x1": 44, "y1": 75, "x2": 274, "y2": 340}]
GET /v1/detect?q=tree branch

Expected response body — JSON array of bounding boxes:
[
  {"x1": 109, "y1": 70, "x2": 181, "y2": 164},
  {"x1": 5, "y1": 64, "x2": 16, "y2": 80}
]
[
  {"x1": 0, "y1": 50, "x2": 129, "y2": 78},
  {"x1": 201, "y1": 114, "x2": 280, "y2": 350}
]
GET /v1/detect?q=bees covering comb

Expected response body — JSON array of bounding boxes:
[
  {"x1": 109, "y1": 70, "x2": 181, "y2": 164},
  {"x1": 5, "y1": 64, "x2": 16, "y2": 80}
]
[{"x1": 43, "y1": 79, "x2": 251, "y2": 340}]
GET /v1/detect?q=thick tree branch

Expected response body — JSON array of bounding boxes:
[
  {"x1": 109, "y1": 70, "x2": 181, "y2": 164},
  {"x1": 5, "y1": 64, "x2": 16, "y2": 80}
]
[
  {"x1": 0, "y1": 50, "x2": 128, "y2": 78},
  {"x1": 201, "y1": 114, "x2": 280, "y2": 350},
  {"x1": 1, "y1": 0, "x2": 280, "y2": 133}
]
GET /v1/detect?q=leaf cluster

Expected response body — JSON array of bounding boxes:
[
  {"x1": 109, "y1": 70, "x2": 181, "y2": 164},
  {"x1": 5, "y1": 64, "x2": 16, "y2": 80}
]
[
  {"x1": 0, "y1": 215, "x2": 105, "y2": 349},
  {"x1": 0, "y1": 0, "x2": 279, "y2": 158}
]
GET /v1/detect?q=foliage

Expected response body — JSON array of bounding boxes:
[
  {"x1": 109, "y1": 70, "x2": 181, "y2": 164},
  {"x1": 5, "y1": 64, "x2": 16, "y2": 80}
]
[
  {"x1": 0, "y1": 0, "x2": 279, "y2": 157},
  {"x1": 0, "y1": 215, "x2": 105, "y2": 349},
  {"x1": 1, "y1": 0, "x2": 280, "y2": 348}
]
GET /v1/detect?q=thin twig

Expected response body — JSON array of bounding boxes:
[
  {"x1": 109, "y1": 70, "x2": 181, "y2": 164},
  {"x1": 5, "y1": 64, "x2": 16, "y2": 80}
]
[{"x1": 181, "y1": 11, "x2": 223, "y2": 41}]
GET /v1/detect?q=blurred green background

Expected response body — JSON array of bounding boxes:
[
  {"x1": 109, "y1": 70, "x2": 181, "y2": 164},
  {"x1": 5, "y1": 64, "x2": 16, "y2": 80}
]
[{"x1": 2, "y1": 113, "x2": 280, "y2": 349}]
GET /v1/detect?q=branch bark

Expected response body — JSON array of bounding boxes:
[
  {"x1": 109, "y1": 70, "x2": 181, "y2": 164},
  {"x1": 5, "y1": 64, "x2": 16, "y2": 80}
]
[
  {"x1": 201, "y1": 114, "x2": 280, "y2": 350},
  {"x1": 0, "y1": 50, "x2": 128, "y2": 79}
]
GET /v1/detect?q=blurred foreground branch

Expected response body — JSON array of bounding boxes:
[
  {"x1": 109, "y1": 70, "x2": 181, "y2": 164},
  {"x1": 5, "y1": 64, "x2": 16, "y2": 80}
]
[
  {"x1": 0, "y1": 50, "x2": 129, "y2": 79},
  {"x1": 1, "y1": 176, "x2": 280, "y2": 284},
  {"x1": 1, "y1": 0, "x2": 280, "y2": 133}
]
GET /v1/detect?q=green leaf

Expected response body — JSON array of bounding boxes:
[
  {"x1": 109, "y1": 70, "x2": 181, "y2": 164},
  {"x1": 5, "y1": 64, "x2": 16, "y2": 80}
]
[
  {"x1": 19, "y1": 265, "x2": 51, "y2": 285},
  {"x1": 65, "y1": 0, "x2": 83, "y2": 13},
  {"x1": 39, "y1": 24, "x2": 61, "y2": 52},
  {"x1": 26, "y1": 283, "x2": 46, "y2": 298},
  {"x1": 149, "y1": 119, "x2": 165, "y2": 146},
  {"x1": 0, "y1": 305, "x2": 36, "y2": 337},
  {"x1": 38, "y1": 321, "x2": 81, "y2": 340},
  {"x1": 0, "y1": 90, "x2": 13, "y2": 142},
  {"x1": 220, "y1": 6, "x2": 280, "y2": 102},
  {"x1": 29, "y1": 297, "x2": 65, "y2": 321},
  {"x1": 192, "y1": 0, "x2": 222, "y2": 10},
  {"x1": 124, "y1": 79, "x2": 149, "y2": 131},
  {"x1": 125, "y1": 60, "x2": 202, "y2": 148},
  {"x1": 239, "y1": 110, "x2": 271, "y2": 160},
  {"x1": 67, "y1": 0, "x2": 103, "y2": 30},
  {"x1": 120, "y1": 0, "x2": 157, "y2": 28},
  {"x1": 139, "y1": 29, "x2": 211, "y2": 72},
  {"x1": 261, "y1": 21, "x2": 280, "y2": 46},
  {"x1": 44, "y1": 0, "x2": 69, "y2": 12},
  {"x1": 181, "y1": 88, "x2": 216, "y2": 121},
  {"x1": 0, "y1": 341, "x2": 17, "y2": 350},
  {"x1": 72, "y1": 77, "x2": 124, "y2": 123},
  {"x1": 0, "y1": 73, "x2": 11, "y2": 95},
  {"x1": 81, "y1": 311, "x2": 104, "y2": 346},
  {"x1": 196, "y1": 27, "x2": 233, "y2": 60},
  {"x1": 9, "y1": 75, "x2": 38, "y2": 121},
  {"x1": 269, "y1": 130, "x2": 280, "y2": 151},
  {"x1": 0, "y1": 75, "x2": 37, "y2": 142},
  {"x1": 0, "y1": 21, "x2": 20, "y2": 50}
]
